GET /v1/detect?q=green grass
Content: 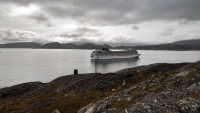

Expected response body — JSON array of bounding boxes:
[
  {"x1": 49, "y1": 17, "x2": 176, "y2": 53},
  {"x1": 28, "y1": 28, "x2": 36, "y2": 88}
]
[{"x1": 182, "y1": 71, "x2": 199, "y2": 81}]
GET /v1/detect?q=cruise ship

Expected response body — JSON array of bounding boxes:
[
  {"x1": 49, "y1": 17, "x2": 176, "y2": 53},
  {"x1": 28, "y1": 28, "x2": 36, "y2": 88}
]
[{"x1": 91, "y1": 46, "x2": 141, "y2": 60}]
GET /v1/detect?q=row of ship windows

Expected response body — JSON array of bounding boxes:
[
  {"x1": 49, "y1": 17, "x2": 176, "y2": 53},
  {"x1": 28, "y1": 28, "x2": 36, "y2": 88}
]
[{"x1": 95, "y1": 54, "x2": 131, "y2": 56}]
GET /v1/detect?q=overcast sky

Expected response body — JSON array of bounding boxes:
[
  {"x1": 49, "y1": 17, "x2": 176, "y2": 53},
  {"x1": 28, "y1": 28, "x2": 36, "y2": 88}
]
[{"x1": 0, "y1": 0, "x2": 200, "y2": 44}]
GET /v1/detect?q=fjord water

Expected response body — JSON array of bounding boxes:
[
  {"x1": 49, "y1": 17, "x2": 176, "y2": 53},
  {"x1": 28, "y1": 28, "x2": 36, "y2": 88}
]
[{"x1": 0, "y1": 49, "x2": 200, "y2": 88}]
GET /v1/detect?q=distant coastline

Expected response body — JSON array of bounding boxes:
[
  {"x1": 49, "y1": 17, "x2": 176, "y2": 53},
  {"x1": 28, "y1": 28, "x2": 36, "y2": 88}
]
[{"x1": 0, "y1": 39, "x2": 200, "y2": 50}]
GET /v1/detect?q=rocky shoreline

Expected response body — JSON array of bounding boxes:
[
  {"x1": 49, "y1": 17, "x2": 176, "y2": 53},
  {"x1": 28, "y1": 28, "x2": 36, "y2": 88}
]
[{"x1": 0, "y1": 61, "x2": 200, "y2": 113}]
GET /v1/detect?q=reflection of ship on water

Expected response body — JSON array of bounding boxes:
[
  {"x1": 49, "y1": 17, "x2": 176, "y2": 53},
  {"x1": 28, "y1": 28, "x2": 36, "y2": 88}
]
[{"x1": 91, "y1": 45, "x2": 141, "y2": 60}]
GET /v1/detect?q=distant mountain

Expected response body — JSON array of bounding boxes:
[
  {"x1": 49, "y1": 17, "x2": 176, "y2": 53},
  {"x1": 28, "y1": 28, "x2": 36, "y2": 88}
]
[
  {"x1": 0, "y1": 42, "x2": 41, "y2": 48},
  {"x1": 39, "y1": 42, "x2": 61, "y2": 49},
  {"x1": 170, "y1": 39, "x2": 200, "y2": 46},
  {"x1": 131, "y1": 39, "x2": 200, "y2": 50}
]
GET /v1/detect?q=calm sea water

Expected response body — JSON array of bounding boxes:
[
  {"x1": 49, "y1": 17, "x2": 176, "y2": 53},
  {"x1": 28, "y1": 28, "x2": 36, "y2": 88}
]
[{"x1": 0, "y1": 49, "x2": 200, "y2": 88}]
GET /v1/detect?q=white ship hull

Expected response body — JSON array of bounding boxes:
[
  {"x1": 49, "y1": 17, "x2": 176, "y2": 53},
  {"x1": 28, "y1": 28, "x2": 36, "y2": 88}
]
[{"x1": 91, "y1": 54, "x2": 141, "y2": 60}]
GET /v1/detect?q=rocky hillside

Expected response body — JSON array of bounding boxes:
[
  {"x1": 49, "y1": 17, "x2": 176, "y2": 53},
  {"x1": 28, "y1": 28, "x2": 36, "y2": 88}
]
[{"x1": 0, "y1": 61, "x2": 200, "y2": 113}]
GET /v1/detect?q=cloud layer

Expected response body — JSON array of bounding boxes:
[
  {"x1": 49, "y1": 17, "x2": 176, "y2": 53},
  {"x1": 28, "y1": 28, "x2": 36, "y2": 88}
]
[
  {"x1": 0, "y1": 0, "x2": 200, "y2": 43},
  {"x1": 0, "y1": 28, "x2": 133, "y2": 44}
]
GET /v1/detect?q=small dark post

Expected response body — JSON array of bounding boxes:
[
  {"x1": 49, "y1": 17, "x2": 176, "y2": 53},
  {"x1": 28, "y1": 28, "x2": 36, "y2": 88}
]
[{"x1": 74, "y1": 69, "x2": 78, "y2": 74}]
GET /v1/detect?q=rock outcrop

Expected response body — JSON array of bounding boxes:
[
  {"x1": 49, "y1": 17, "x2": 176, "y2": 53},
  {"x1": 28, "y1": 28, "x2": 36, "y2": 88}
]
[{"x1": 78, "y1": 61, "x2": 200, "y2": 113}]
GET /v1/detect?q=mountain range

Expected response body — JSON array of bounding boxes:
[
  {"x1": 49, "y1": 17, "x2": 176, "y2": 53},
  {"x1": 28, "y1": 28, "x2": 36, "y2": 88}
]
[
  {"x1": 0, "y1": 39, "x2": 200, "y2": 50},
  {"x1": 133, "y1": 39, "x2": 200, "y2": 50}
]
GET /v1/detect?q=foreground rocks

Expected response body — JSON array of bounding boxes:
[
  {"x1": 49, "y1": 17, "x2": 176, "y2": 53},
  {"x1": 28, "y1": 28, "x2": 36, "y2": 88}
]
[{"x1": 0, "y1": 61, "x2": 200, "y2": 113}]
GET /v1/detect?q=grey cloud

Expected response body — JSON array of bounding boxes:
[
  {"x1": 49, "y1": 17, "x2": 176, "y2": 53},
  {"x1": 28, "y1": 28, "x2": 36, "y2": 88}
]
[
  {"x1": 1, "y1": 35, "x2": 28, "y2": 42},
  {"x1": 46, "y1": 23, "x2": 53, "y2": 27},
  {"x1": 68, "y1": 33, "x2": 83, "y2": 38},
  {"x1": 160, "y1": 27, "x2": 174, "y2": 36},
  {"x1": 24, "y1": 12, "x2": 56, "y2": 28},
  {"x1": 44, "y1": 23, "x2": 55, "y2": 28},
  {"x1": 48, "y1": 27, "x2": 100, "y2": 38},
  {"x1": 44, "y1": 5, "x2": 86, "y2": 19},
  {"x1": 27, "y1": 13, "x2": 49, "y2": 22},
  {"x1": 0, "y1": 5, "x2": 10, "y2": 21},
  {"x1": 0, "y1": 29, "x2": 36, "y2": 43},
  {"x1": 178, "y1": 20, "x2": 196, "y2": 25},
  {"x1": 132, "y1": 25, "x2": 139, "y2": 30},
  {"x1": 58, "y1": 33, "x2": 83, "y2": 38},
  {"x1": 1, "y1": 38, "x2": 21, "y2": 42},
  {"x1": 1, "y1": 0, "x2": 200, "y2": 25},
  {"x1": 65, "y1": 0, "x2": 200, "y2": 24},
  {"x1": 135, "y1": 0, "x2": 200, "y2": 21},
  {"x1": 1, "y1": 0, "x2": 34, "y2": 5},
  {"x1": 76, "y1": 27, "x2": 98, "y2": 33},
  {"x1": 0, "y1": 11, "x2": 6, "y2": 21}
]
